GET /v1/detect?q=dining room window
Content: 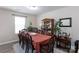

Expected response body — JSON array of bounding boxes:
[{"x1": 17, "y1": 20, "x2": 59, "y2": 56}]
[{"x1": 15, "y1": 16, "x2": 26, "y2": 33}]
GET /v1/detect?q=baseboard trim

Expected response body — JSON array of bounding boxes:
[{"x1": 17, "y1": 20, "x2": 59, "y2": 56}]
[{"x1": 0, "y1": 40, "x2": 18, "y2": 46}]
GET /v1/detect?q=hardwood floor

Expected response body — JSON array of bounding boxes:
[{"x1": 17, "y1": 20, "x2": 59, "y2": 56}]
[
  {"x1": 0, "y1": 44, "x2": 15, "y2": 53},
  {"x1": 0, "y1": 42, "x2": 75, "y2": 53}
]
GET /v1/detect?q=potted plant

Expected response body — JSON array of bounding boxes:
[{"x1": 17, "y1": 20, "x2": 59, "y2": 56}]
[
  {"x1": 27, "y1": 22, "x2": 33, "y2": 32},
  {"x1": 54, "y1": 20, "x2": 62, "y2": 36}
]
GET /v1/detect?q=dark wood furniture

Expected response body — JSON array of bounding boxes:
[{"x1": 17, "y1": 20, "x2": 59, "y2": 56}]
[
  {"x1": 18, "y1": 31, "x2": 34, "y2": 53},
  {"x1": 75, "y1": 40, "x2": 79, "y2": 53},
  {"x1": 18, "y1": 30, "x2": 52, "y2": 53},
  {"x1": 27, "y1": 27, "x2": 38, "y2": 33},
  {"x1": 56, "y1": 36, "x2": 71, "y2": 52},
  {"x1": 18, "y1": 31, "x2": 22, "y2": 45},
  {"x1": 24, "y1": 33, "x2": 34, "y2": 53},
  {"x1": 32, "y1": 33, "x2": 51, "y2": 53},
  {"x1": 40, "y1": 35, "x2": 55, "y2": 53},
  {"x1": 41, "y1": 18, "x2": 54, "y2": 35},
  {"x1": 18, "y1": 31, "x2": 25, "y2": 49}
]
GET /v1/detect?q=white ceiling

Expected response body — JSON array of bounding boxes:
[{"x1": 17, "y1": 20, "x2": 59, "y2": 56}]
[{"x1": 0, "y1": 6, "x2": 66, "y2": 15}]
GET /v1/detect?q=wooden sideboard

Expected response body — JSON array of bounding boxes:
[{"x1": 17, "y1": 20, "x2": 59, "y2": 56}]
[{"x1": 56, "y1": 36, "x2": 71, "y2": 52}]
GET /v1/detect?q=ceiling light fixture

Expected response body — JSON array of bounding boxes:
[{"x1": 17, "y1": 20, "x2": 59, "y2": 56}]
[{"x1": 27, "y1": 6, "x2": 38, "y2": 10}]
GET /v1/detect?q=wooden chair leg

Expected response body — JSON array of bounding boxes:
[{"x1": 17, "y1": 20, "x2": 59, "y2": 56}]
[
  {"x1": 19, "y1": 39, "x2": 21, "y2": 45},
  {"x1": 21, "y1": 41, "x2": 25, "y2": 49},
  {"x1": 25, "y1": 44, "x2": 29, "y2": 53}
]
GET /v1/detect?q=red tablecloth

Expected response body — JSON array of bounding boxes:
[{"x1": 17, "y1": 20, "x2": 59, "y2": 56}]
[{"x1": 32, "y1": 33, "x2": 51, "y2": 53}]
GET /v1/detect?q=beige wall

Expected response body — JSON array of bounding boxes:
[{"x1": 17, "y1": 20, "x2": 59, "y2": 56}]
[{"x1": 0, "y1": 9, "x2": 37, "y2": 45}]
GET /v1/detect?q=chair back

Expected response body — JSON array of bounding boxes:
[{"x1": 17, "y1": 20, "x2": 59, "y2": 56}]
[
  {"x1": 48, "y1": 35, "x2": 55, "y2": 52},
  {"x1": 75, "y1": 40, "x2": 79, "y2": 53},
  {"x1": 40, "y1": 35, "x2": 55, "y2": 53},
  {"x1": 32, "y1": 28, "x2": 38, "y2": 33},
  {"x1": 18, "y1": 30, "x2": 34, "y2": 53},
  {"x1": 18, "y1": 31, "x2": 24, "y2": 45},
  {"x1": 25, "y1": 33, "x2": 32, "y2": 46},
  {"x1": 24, "y1": 33, "x2": 33, "y2": 53},
  {"x1": 40, "y1": 29, "x2": 51, "y2": 36},
  {"x1": 20, "y1": 31, "x2": 26, "y2": 49}
]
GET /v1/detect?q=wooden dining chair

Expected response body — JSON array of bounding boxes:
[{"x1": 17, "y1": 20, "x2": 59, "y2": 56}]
[
  {"x1": 21, "y1": 31, "x2": 26, "y2": 49},
  {"x1": 18, "y1": 31, "x2": 22, "y2": 45},
  {"x1": 24, "y1": 33, "x2": 35, "y2": 53},
  {"x1": 32, "y1": 28, "x2": 38, "y2": 33},
  {"x1": 40, "y1": 29, "x2": 51, "y2": 36},
  {"x1": 18, "y1": 31, "x2": 25, "y2": 45},
  {"x1": 48, "y1": 35, "x2": 55, "y2": 52},
  {"x1": 18, "y1": 30, "x2": 25, "y2": 50},
  {"x1": 40, "y1": 35, "x2": 55, "y2": 53},
  {"x1": 75, "y1": 40, "x2": 79, "y2": 53}
]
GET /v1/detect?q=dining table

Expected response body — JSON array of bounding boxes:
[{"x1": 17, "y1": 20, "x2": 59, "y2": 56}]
[{"x1": 29, "y1": 32, "x2": 52, "y2": 53}]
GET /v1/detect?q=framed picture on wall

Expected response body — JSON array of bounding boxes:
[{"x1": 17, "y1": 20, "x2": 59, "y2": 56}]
[{"x1": 59, "y1": 17, "x2": 72, "y2": 27}]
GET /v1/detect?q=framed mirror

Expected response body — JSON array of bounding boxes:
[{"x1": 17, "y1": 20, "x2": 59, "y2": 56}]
[{"x1": 59, "y1": 17, "x2": 72, "y2": 27}]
